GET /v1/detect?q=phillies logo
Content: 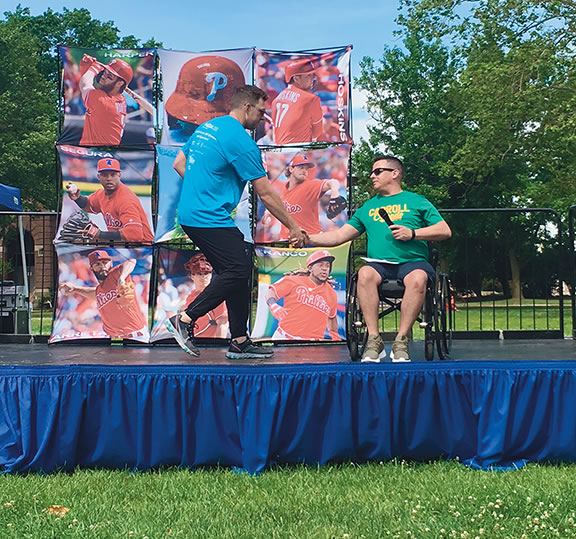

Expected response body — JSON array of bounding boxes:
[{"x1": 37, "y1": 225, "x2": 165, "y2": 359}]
[
  {"x1": 294, "y1": 286, "x2": 332, "y2": 315},
  {"x1": 205, "y1": 72, "x2": 228, "y2": 102},
  {"x1": 284, "y1": 201, "x2": 302, "y2": 214},
  {"x1": 96, "y1": 289, "x2": 117, "y2": 309},
  {"x1": 115, "y1": 101, "x2": 126, "y2": 114},
  {"x1": 104, "y1": 213, "x2": 122, "y2": 228}
]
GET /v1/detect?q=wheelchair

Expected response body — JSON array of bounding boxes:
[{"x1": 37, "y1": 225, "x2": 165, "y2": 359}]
[{"x1": 346, "y1": 254, "x2": 453, "y2": 361}]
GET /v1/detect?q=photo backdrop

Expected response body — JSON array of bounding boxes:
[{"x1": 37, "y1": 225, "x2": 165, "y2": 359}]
[
  {"x1": 56, "y1": 145, "x2": 154, "y2": 245},
  {"x1": 255, "y1": 47, "x2": 352, "y2": 146},
  {"x1": 154, "y1": 145, "x2": 252, "y2": 243},
  {"x1": 58, "y1": 46, "x2": 155, "y2": 147},
  {"x1": 51, "y1": 245, "x2": 152, "y2": 343},
  {"x1": 251, "y1": 244, "x2": 349, "y2": 342},
  {"x1": 150, "y1": 246, "x2": 230, "y2": 343},
  {"x1": 255, "y1": 145, "x2": 350, "y2": 243},
  {"x1": 158, "y1": 48, "x2": 253, "y2": 146}
]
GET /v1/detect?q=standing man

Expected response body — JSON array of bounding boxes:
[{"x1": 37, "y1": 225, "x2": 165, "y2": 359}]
[
  {"x1": 271, "y1": 59, "x2": 324, "y2": 145},
  {"x1": 79, "y1": 55, "x2": 153, "y2": 146},
  {"x1": 275, "y1": 154, "x2": 346, "y2": 238},
  {"x1": 64, "y1": 158, "x2": 154, "y2": 243},
  {"x1": 307, "y1": 155, "x2": 452, "y2": 362},
  {"x1": 265, "y1": 250, "x2": 339, "y2": 341},
  {"x1": 168, "y1": 85, "x2": 307, "y2": 360},
  {"x1": 181, "y1": 253, "x2": 229, "y2": 339},
  {"x1": 59, "y1": 250, "x2": 148, "y2": 340}
]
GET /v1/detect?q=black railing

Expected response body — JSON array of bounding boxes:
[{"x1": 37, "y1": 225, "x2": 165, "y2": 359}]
[{"x1": 0, "y1": 208, "x2": 572, "y2": 341}]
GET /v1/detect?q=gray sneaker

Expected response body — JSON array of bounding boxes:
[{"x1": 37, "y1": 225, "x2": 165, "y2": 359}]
[
  {"x1": 361, "y1": 334, "x2": 385, "y2": 363},
  {"x1": 390, "y1": 335, "x2": 410, "y2": 362},
  {"x1": 165, "y1": 314, "x2": 200, "y2": 357},
  {"x1": 226, "y1": 338, "x2": 274, "y2": 360}
]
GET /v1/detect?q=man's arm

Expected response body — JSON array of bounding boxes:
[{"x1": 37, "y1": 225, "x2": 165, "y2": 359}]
[
  {"x1": 65, "y1": 182, "x2": 89, "y2": 209},
  {"x1": 59, "y1": 282, "x2": 96, "y2": 299},
  {"x1": 389, "y1": 220, "x2": 452, "y2": 242},
  {"x1": 265, "y1": 286, "x2": 288, "y2": 320},
  {"x1": 79, "y1": 54, "x2": 100, "y2": 99},
  {"x1": 327, "y1": 315, "x2": 339, "y2": 341},
  {"x1": 118, "y1": 259, "x2": 137, "y2": 283},
  {"x1": 321, "y1": 179, "x2": 341, "y2": 199},
  {"x1": 252, "y1": 176, "x2": 307, "y2": 247},
  {"x1": 308, "y1": 223, "x2": 361, "y2": 247},
  {"x1": 173, "y1": 151, "x2": 186, "y2": 179}
]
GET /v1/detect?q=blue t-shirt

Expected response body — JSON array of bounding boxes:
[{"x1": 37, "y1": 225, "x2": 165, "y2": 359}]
[{"x1": 178, "y1": 115, "x2": 265, "y2": 229}]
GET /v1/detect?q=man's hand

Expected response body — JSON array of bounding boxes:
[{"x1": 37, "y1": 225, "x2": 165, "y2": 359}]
[
  {"x1": 289, "y1": 227, "x2": 308, "y2": 248},
  {"x1": 389, "y1": 225, "x2": 414, "y2": 241},
  {"x1": 269, "y1": 303, "x2": 288, "y2": 320},
  {"x1": 66, "y1": 182, "x2": 81, "y2": 201},
  {"x1": 59, "y1": 282, "x2": 76, "y2": 295},
  {"x1": 79, "y1": 54, "x2": 100, "y2": 76}
]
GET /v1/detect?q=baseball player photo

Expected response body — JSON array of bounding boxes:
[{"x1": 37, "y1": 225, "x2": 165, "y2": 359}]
[
  {"x1": 150, "y1": 248, "x2": 229, "y2": 343},
  {"x1": 251, "y1": 244, "x2": 349, "y2": 342},
  {"x1": 254, "y1": 146, "x2": 350, "y2": 243},
  {"x1": 57, "y1": 46, "x2": 155, "y2": 147},
  {"x1": 55, "y1": 146, "x2": 154, "y2": 244},
  {"x1": 50, "y1": 246, "x2": 152, "y2": 343},
  {"x1": 256, "y1": 47, "x2": 352, "y2": 146},
  {"x1": 158, "y1": 49, "x2": 252, "y2": 146}
]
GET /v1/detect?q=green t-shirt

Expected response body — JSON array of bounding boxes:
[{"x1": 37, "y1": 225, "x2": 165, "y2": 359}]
[{"x1": 348, "y1": 191, "x2": 444, "y2": 263}]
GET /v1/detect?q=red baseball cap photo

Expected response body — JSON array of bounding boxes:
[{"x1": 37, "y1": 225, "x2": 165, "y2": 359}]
[
  {"x1": 97, "y1": 158, "x2": 121, "y2": 172},
  {"x1": 88, "y1": 250, "x2": 112, "y2": 265},
  {"x1": 288, "y1": 154, "x2": 315, "y2": 168}
]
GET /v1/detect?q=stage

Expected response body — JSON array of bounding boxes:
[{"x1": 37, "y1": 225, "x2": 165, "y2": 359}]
[{"x1": 1, "y1": 339, "x2": 575, "y2": 474}]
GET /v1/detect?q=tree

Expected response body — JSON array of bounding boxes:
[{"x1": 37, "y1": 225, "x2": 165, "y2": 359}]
[
  {"x1": 0, "y1": 6, "x2": 161, "y2": 209},
  {"x1": 354, "y1": 0, "x2": 576, "y2": 299}
]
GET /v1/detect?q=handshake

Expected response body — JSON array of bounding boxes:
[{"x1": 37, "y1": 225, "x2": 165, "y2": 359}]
[{"x1": 289, "y1": 228, "x2": 310, "y2": 249}]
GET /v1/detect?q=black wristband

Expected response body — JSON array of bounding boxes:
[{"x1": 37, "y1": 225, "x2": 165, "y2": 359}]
[{"x1": 411, "y1": 229, "x2": 416, "y2": 240}]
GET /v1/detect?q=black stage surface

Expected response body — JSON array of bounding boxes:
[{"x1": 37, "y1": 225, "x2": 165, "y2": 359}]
[{"x1": 1, "y1": 339, "x2": 574, "y2": 365}]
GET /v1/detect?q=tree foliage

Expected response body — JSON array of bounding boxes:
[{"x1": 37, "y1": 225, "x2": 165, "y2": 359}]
[
  {"x1": 355, "y1": 0, "x2": 576, "y2": 213},
  {"x1": 0, "y1": 6, "x2": 161, "y2": 209}
]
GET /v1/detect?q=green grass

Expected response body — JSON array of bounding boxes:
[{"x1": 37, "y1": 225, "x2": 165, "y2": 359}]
[{"x1": 1, "y1": 462, "x2": 576, "y2": 537}]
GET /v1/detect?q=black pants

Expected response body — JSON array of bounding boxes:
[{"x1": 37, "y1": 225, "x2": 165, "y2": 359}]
[{"x1": 181, "y1": 225, "x2": 252, "y2": 339}]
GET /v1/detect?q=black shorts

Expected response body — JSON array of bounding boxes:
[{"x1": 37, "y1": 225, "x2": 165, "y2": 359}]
[{"x1": 365, "y1": 260, "x2": 436, "y2": 284}]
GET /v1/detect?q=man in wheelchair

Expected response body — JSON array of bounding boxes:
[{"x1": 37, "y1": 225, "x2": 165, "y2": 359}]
[{"x1": 307, "y1": 155, "x2": 451, "y2": 362}]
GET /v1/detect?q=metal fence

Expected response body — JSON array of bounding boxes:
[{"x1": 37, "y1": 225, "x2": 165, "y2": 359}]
[
  {"x1": 351, "y1": 208, "x2": 568, "y2": 339},
  {"x1": 0, "y1": 211, "x2": 57, "y2": 341},
  {"x1": 0, "y1": 207, "x2": 573, "y2": 341}
]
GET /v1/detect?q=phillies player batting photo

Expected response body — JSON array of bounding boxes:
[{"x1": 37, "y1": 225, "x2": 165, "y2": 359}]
[
  {"x1": 79, "y1": 55, "x2": 153, "y2": 146},
  {"x1": 265, "y1": 250, "x2": 339, "y2": 341},
  {"x1": 58, "y1": 249, "x2": 149, "y2": 340},
  {"x1": 60, "y1": 158, "x2": 154, "y2": 243}
]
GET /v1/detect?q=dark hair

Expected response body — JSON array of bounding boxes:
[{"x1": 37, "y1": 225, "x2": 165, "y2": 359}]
[
  {"x1": 230, "y1": 85, "x2": 268, "y2": 110},
  {"x1": 372, "y1": 154, "x2": 404, "y2": 178}
]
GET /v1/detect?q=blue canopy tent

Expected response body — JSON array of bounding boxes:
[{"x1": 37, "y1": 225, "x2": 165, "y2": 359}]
[
  {"x1": 0, "y1": 182, "x2": 31, "y2": 335},
  {"x1": 0, "y1": 183, "x2": 21, "y2": 212}
]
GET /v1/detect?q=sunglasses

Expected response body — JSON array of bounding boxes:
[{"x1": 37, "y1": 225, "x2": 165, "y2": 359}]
[{"x1": 370, "y1": 167, "x2": 396, "y2": 176}]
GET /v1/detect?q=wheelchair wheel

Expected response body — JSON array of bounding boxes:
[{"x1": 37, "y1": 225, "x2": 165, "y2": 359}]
[
  {"x1": 423, "y1": 286, "x2": 436, "y2": 361},
  {"x1": 438, "y1": 274, "x2": 453, "y2": 358},
  {"x1": 346, "y1": 274, "x2": 366, "y2": 361}
]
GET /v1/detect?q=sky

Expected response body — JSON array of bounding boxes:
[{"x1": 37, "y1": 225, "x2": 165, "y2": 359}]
[{"x1": 5, "y1": 0, "x2": 405, "y2": 140}]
